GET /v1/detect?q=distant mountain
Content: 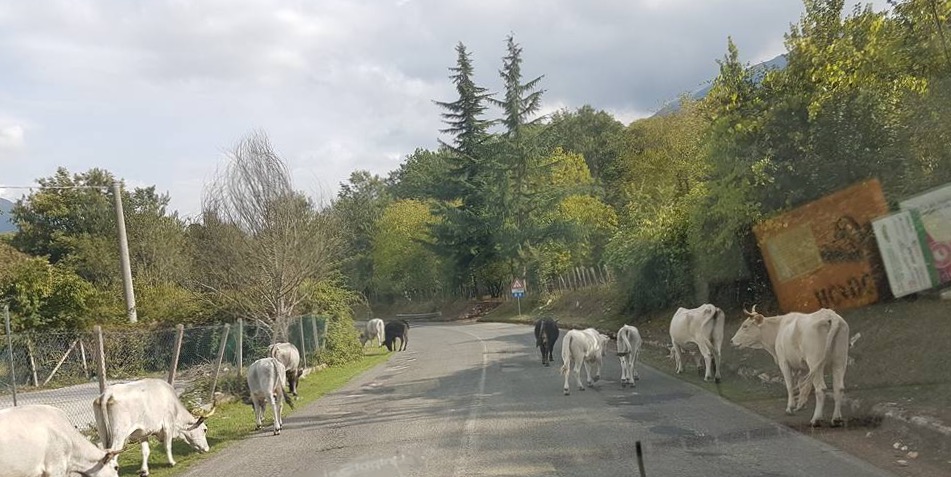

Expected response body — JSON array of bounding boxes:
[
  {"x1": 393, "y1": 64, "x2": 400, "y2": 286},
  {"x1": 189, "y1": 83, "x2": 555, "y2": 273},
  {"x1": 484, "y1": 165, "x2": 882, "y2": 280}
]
[
  {"x1": 0, "y1": 197, "x2": 16, "y2": 233},
  {"x1": 652, "y1": 54, "x2": 788, "y2": 117}
]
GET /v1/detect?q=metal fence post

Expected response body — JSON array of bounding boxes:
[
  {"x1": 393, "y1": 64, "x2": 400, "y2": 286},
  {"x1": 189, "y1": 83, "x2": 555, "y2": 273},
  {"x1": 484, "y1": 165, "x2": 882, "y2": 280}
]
[
  {"x1": 209, "y1": 323, "x2": 230, "y2": 404},
  {"x1": 236, "y1": 318, "x2": 243, "y2": 378},
  {"x1": 167, "y1": 324, "x2": 184, "y2": 385},
  {"x1": 310, "y1": 316, "x2": 319, "y2": 358},
  {"x1": 4, "y1": 304, "x2": 17, "y2": 406},
  {"x1": 298, "y1": 316, "x2": 307, "y2": 369},
  {"x1": 95, "y1": 325, "x2": 107, "y2": 394},
  {"x1": 321, "y1": 318, "x2": 328, "y2": 351}
]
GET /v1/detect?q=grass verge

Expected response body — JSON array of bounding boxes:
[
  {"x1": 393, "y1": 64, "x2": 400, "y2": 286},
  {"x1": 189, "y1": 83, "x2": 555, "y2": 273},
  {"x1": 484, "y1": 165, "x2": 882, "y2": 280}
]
[{"x1": 118, "y1": 348, "x2": 391, "y2": 477}]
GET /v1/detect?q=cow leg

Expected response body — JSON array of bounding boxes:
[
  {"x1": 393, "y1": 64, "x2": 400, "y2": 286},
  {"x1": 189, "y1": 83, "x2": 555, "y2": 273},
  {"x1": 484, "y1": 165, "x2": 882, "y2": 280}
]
[
  {"x1": 672, "y1": 343, "x2": 684, "y2": 374},
  {"x1": 712, "y1": 343, "x2": 722, "y2": 383},
  {"x1": 270, "y1": 393, "x2": 282, "y2": 435},
  {"x1": 563, "y1": 361, "x2": 571, "y2": 395},
  {"x1": 139, "y1": 440, "x2": 151, "y2": 476},
  {"x1": 697, "y1": 340, "x2": 714, "y2": 381},
  {"x1": 778, "y1": 360, "x2": 797, "y2": 415},
  {"x1": 831, "y1": 362, "x2": 846, "y2": 426},
  {"x1": 253, "y1": 397, "x2": 264, "y2": 430},
  {"x1": 810, "y1": 372, "x2": 828, "y2": 427},
  {"x1": 163, "y1": 429, "x2": 177, "y2": 467},
  {"x1": 632, "y1": 348, "x2": 640, "y2": 382},
  {"x1": 618, "y1": 355, "x2": 628, "y2": 387},
  {"x1": 575, "y1": 360, "x2": 586, "y2": 391}
]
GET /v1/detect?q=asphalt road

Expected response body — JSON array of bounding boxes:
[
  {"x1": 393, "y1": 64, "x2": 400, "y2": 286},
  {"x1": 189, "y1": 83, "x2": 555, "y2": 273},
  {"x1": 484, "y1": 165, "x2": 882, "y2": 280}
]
[{"x1": 182, "y1": 322, "x2": 894, "y2": 477}]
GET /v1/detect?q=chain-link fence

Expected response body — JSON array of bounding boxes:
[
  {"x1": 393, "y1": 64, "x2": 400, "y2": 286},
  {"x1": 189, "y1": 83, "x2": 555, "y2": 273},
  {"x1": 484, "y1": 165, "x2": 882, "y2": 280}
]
[{"x1": 0, "y1": 312, "x2": 328, "y2": 434}]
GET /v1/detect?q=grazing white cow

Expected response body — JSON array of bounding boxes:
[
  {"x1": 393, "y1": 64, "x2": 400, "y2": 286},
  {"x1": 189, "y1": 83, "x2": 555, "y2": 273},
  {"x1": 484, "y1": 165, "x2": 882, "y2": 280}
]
[
  {"x1": 0, "y1": 404, "x2": 121, "y2": 477},
  {"x1": 616, "y1": 325, "x2": 642, "y2": 388},
  {"x1": 93, "y1": 378, "x2": 212, "y2": 477},
  {"x1": 267, "y1": 342, "x2": 303, "y2": 396},
  {"x1": 669, "y1": 304, "x2": 725, "y2": 383},
  {"x1": 361, "y1": 318, "x2": 385, "y2": 348},
  {"x1": 560, "y1": 328, "x2": 610, "y2": 395},
  {"x1": 731, "y1": 305, "x2": 849, "y2": 426},
  {"x1": 247, "y1": 357, "x2": 294, "y2": 435}
]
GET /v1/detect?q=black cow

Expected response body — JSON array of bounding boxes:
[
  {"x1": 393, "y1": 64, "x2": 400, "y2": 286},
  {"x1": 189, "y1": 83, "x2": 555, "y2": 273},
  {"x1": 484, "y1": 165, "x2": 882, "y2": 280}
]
[
  {"x1": 534, "y1": 318, "x2": 559, "y2": 366},
  {"x1": 384, "y1": 320, "x2": 410, "y2": 352}
]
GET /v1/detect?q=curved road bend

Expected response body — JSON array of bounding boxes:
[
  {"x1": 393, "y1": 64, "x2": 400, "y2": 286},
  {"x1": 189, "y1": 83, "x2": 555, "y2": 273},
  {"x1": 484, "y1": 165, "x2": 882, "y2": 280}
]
[{"x1": 182, "y1": 322, "x2": 893, "y2": 477}]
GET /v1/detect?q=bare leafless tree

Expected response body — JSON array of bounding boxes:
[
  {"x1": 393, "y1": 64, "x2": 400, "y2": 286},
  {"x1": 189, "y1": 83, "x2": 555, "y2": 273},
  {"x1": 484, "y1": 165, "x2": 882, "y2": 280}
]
[{"x1": 199, "y1": 131, "x2": 343, "y2": 341}]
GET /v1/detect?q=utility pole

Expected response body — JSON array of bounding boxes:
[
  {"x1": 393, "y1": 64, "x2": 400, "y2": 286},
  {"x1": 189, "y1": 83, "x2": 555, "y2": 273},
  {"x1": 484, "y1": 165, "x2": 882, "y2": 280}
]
[{"x1": 112, "y1": 182, "x2": 137, "y2": 323}]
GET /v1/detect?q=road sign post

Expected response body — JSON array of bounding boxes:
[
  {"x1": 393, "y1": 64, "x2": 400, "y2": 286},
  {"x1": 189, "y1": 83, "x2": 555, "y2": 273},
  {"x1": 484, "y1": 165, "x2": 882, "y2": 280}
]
[{"x1": 511, "y1": 279, "x2": 526, "y2": 316}]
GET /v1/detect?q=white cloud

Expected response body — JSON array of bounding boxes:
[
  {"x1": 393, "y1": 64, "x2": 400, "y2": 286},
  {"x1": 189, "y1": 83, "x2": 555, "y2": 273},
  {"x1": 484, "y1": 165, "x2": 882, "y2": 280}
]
[
  {"x1": 0, "y1": 123, "x2": 24, "y2": 152},
  {"x1": 0, "y1": 0, "x2": 897, "y2": 216}
]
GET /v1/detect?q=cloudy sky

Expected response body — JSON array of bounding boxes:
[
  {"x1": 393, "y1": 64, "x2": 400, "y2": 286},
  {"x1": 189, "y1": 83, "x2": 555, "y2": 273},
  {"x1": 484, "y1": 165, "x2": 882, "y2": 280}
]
[{"x1": 0, "y1": 0, "x2": 889, "y2": 218}]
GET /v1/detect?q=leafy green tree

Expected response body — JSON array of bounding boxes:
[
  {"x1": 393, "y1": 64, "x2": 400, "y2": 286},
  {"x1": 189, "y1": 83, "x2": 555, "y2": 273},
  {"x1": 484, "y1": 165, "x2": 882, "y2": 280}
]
[
  {"x1": 371, "y1": 200, "x2": 443, "y2": 299},
  {"x1": 388, "y1": 148, "x2": 454, "y2": 201},
  {"x1": 546, "y1": 106, "x2": 624, "y2": 186},
  {"x1": 0, "y1": 258, "x2": 96, "y2": 331},
  {"x1": 334, "y1": 171, "x2": 391, "y2": 297}
]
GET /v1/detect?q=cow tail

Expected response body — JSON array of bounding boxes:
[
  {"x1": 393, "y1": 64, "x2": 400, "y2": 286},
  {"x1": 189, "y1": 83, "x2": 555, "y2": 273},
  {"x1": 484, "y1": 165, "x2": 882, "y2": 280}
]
[
  {"x1": 797, "y1": 314, "x2": 843, "y2": 393},
  {"x1": 617, "y1": 329, "x2": 631, "y2": 356},
  {"x1": 560, "y1": 333, "x2": 573, "y2": 376},
  {"x1": 93, "y1": 392, "x2": 113, "y2": 450},
  {"x1": 276, "y1": 361, "x2": 295, "y2": 409}
]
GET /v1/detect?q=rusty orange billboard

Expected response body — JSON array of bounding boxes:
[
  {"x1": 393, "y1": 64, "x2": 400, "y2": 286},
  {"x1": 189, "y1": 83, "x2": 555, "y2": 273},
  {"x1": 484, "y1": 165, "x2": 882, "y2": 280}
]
[{"x1": 753, "y1": 179, "x2": 889, "y2": 313}]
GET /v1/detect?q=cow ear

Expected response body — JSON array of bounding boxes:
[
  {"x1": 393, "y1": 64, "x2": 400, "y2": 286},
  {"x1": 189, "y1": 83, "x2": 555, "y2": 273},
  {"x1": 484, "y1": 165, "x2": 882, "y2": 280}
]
[{"x1": 753, "y1": 314, "x2": 764, "y2": 325}]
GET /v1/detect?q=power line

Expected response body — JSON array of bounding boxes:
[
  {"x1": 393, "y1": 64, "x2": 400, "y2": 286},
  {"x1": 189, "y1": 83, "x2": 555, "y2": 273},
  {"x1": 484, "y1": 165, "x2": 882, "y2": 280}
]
[{"x1": 0, "y1": 185, "x2": 110, "y2": 191}]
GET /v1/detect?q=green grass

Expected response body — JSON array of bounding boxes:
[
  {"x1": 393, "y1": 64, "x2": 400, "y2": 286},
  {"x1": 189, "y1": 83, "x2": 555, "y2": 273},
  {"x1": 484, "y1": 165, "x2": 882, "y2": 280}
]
[{"x1": 117, "y1": 349, "x2": 391, "y2": 477}]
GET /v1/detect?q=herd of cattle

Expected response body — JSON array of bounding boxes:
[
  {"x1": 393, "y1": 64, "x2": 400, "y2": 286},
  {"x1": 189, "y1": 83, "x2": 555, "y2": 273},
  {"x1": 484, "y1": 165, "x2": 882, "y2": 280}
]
[
  {"x1": 0, "y1": 341, "x2": 308, "y2": 477},
  {"x1": 0, "y1": 304, "x2": 849, "y2": 476},
  {"x1": 535, "y1": 303, "x2": 850, "y2": 430}
]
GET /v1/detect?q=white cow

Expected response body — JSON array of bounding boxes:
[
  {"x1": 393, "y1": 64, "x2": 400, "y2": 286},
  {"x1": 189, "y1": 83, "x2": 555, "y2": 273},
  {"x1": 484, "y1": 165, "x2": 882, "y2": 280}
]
[
  {"x1": 247, "y1": 357, "x2": 293, "y2": 435},
  {"x1": 616, "y1": 324, "x2": 642, "y2": 388},
  {"x1": 0, "y1": 404, "x2": 121, "y2": 477},
  {"x1": 267, "y1": 342, "x2": 303, "y2": 396},
  {"x1": 669, "y1": 304, "x2": 725, "y2": 383},
  {"x1": 93, "y1": 378, "x2": 212, "y2": 477},
  {"x1": 361, "y1": 318, "x2": 385, "y2": 348},
  {"x1": 731, "y1": 305, "x2": 849, "y2": 426},
  {"x1": 560, "y1": 328, "x2": 610, "y2": 395}
]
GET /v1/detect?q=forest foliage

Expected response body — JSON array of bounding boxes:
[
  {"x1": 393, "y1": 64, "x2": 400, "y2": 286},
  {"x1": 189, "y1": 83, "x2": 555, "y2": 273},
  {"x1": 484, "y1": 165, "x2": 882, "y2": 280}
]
[{"x1": 3, "y1": 1, "x2": 950, "y2": 325}]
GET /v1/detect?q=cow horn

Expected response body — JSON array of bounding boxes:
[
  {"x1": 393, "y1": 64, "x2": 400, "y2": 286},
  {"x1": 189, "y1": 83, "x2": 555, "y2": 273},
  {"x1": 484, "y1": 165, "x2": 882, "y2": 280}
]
[
  {"x1": 187, "y1": 416, "x2": 206, "y2": 431},
  {"x1": 751, "y1": 304, "x2": 758, "y2": 315}
]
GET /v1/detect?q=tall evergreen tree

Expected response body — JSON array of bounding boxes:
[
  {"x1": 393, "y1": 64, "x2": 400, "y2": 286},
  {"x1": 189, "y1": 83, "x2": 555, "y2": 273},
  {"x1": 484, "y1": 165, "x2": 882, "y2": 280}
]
[
  {"x1": 430, "y1": 42, "x2": 503, "y2": 295},
  {"x1": 491, "y1": 35, "x2": 549, "y2": 281}
]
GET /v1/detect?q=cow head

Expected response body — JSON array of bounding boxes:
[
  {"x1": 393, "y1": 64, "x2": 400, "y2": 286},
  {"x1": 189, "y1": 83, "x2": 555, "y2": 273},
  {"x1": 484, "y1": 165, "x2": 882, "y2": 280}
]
[
  {"x1": 731, "y1": 304, "x2": 766, "y2": 349},
  {"x1": 598, "y1": 333, "x2": 610, "y2": 356},
  {"x1": 182, "y1": 398, "x2": 216, "y2": 453},
  {"x1": 359, "y1": 331, "x2": 369, "y2": 346}
]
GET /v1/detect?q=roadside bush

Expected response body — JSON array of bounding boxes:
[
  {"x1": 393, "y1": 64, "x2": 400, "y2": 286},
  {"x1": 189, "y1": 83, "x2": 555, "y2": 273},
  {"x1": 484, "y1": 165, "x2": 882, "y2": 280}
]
[{"x1": 318, "y1": 314, "x2": 363, "y2": 367}]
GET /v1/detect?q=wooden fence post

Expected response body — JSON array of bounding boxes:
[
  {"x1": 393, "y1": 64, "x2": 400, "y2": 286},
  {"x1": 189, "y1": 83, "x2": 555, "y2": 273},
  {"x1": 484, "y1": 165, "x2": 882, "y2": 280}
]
[
  {"x1": 167, "y1": 324, "x2": 184, "y2": 385},
  {"x1": 209, "y1": 323, "x2": 230, "y2": 404},
  {"x1": 79, "y1": 339, "x2": 89, "y2": 378},
  {"x1": 42, "y1": 339, "x2": 78, "y2": 386},
  {"x1": 95, "y1": 325, "x2": 107, "y2": 394}
]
